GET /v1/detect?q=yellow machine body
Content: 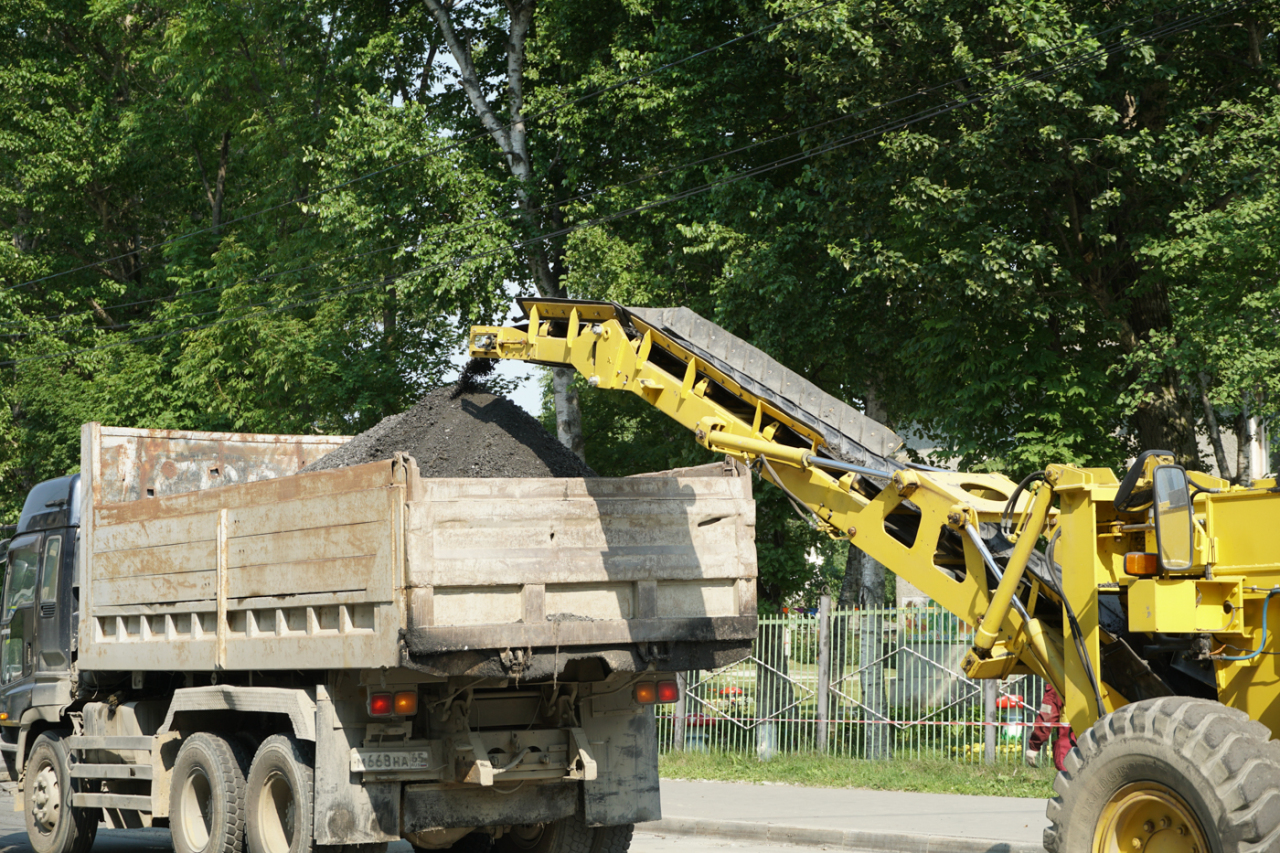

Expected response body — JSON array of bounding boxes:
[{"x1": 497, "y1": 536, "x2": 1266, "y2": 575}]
[{"x1": 470, "y1": 299, "x2": 1280, "y2": 739}]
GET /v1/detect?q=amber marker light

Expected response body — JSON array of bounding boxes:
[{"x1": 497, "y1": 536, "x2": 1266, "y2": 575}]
[
  {"x1": 394, "y1": 691, "x2": 418, "y2": 716},
  {"x1": 368, "y1": 692, "x2": 394, "y2": 717},
  {"x1": 0, "y1": 713, "x2": 8, "y2": 721},
  {"x1": 634, "y1": 682, "x2": 658, "y2": 705},
  {"x1": 1125, "y1": 552, "x2": 1160, "y2": 577}
]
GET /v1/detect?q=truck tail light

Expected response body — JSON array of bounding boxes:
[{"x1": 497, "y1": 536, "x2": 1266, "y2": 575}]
[
  {"x1": 656, "y1": 681, "x2": 679, "y2": 704},
  {"x1": 1125, "y1": 552, "x2": 1159, "y2": 577},
  {"x1": 394, "y1": 691, "x2": 418, "y2": 716},
  {"x1": 634, "y1": 682, "x2": 657, "y2": 705},
  {"x1": 368, "y1": 692, "x2": 393, "y2": 717}
]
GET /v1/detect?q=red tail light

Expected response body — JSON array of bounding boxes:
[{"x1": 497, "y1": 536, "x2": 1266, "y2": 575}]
[
  {"x1": 656, "y1": 681, "x2": 679, "y2": 704},
  {"x1": 368, "y1": 692, "x2": 393, "y2": 716}
]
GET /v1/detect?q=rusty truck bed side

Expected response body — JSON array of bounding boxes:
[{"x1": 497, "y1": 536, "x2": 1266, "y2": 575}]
[{"x1": 79, "y1": 424, "x2": 405, "y2": 672}]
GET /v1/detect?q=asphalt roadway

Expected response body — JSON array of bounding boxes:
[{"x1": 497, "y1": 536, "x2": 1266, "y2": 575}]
[{"x1": 0, "y1": 780, "x2": 1048, "y2": 853}]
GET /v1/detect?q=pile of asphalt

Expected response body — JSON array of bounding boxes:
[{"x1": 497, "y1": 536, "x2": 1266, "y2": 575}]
[{"x1": 300, "y1": 383, "x2": 595, "y2": 478}]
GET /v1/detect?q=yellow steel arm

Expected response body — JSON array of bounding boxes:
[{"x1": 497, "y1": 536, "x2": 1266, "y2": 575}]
[{"x1": 469, "y1": 299, "x2": 1098, "y2": 713}]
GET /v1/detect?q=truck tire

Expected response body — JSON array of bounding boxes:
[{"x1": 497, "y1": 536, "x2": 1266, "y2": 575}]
[
  {"x1": 24, "y1": 732, "x2": 97, "y2": 853},
  {"x1": 493, "y1": 814, "x2": 594, "y2": 853},
  {"x1": 1045, "y1": 697, "x2": 1280, "y2": 853},
  {"x1": 172, "y1": 732, "x2": 250, "y2": 853},
  {"x1": 246, "y1": 734, "x2": 315, "y2": 853},
  {"x1": 591, "y1": 825, "x2": 633, "y2": 853}
]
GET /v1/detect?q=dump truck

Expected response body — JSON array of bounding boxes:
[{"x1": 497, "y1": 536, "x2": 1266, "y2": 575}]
[
  {"x1": 472, "y1": 297, "x2": 1280, "y2": 853},
  {"x1": 0, "y1": 423, "x2": 757, "y2": 853}
]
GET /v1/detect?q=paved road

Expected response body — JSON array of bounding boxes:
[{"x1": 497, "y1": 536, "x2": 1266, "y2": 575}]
[
  {"x1": 0, "y1": 821, "x2": 807, "y2": 853},
  {"x1": 650, "y1": 779, "x2": 1047, "y2": 844},
  {"x1": 0, "y1": 784, "x2": 1043, "y2": 852}
]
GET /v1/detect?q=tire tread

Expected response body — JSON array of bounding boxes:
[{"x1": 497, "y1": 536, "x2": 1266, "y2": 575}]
[{"x1": 1044, "y1": 697, "x2": 1280, "y2": 853}]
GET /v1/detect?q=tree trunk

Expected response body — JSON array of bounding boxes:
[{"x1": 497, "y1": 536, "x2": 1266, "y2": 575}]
[
  {"x1": 858, "y1": 549, "x2": 892, "y2": 760},
  {"x1": 1234, "y1": 401, "x2": 1253, "y2": 487},
  {"x1": 1122, "y1": 282, "x2": 1200, "y2": 466},
  {"x1": 551, "y1": 367, "x2": 584, "y2": 461},
  {"x1": 755, "y1": 614, "x2": 793, "y2": 761},
  {"x1": 828, "y1": 545, "x2": 860, "y2": 726},
  {"x1": 1198, "y1": 373, "x2": 1233, "y2": 480},
  {"x1": 1132, "y1": 370, "x2": 1200, "y2": 466}
]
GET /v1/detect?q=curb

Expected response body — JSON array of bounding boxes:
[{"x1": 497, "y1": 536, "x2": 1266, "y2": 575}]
[{"x1": 637, "y1": 817, "x2": 1045, "y2": 853}]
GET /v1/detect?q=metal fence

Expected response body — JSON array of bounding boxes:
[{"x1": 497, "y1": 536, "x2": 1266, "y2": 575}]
[{"x1": 656, "y1": 599, "x2": 1046, "y2": 765}]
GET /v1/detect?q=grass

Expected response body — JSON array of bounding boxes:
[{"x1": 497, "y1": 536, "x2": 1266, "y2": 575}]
[{"x1": 659, "y1": 750, "x2": 1058, "y2": 799}]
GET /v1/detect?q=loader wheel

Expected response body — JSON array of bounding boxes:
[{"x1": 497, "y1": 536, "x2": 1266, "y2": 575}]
[
  {"x1": 246, "y1": 734, "x2": 315, "y2": 853},
  {"x1": 171, "y1": 732, "x2": 251, "y2": 853},
  {"x1": 493, "y1": 814, "x2": 593, "y2": 853},
  {"x1": 24, "y1": 732, "x2": 97, "y2": 853},
  {"x1": 1044, "y1": 697, "x2": 1280, "y2": 853}
]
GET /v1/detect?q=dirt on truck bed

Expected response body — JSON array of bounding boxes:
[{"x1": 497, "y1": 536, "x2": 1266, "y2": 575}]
[{"x1": 301, "y1": 384, "x2": 596, "y2": 478}]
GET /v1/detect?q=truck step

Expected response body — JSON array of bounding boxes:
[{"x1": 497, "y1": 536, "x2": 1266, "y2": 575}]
[
  {"x1": 72, "y1": 792, "x2": 152, "y2": 812},
  {"x1": 66, "y1": 735, "x2": 154, "y2": 751},
  {"x1": 70, "y1": 763, "x2": 153, "y2": 781}
]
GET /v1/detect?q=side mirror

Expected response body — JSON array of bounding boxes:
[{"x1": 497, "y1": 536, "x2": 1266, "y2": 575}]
[{"x1": 1152, "y1": 465, "x2": 1194, "y2": 570}]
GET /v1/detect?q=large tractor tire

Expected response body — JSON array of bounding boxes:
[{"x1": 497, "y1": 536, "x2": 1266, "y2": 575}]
[{"x1": 1045, "y1": 697, "x2": 1280, "y2": 853}]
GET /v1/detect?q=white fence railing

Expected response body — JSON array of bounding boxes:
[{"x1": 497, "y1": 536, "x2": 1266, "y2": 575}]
[{"x1": 657, "y1": 599, "x2": 1046, "y2": 764}]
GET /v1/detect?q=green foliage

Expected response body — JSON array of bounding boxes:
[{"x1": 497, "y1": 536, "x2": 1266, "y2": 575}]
[
  {"x1": 527, "y1": 0, "x2": 1280, "y2": 601},
  {"x1": 0, "y1": 0, "x2": 515, "y2": 521}
]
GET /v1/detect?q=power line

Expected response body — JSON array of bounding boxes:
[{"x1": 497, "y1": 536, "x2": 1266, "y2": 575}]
[
  {"x1": 0, "y1": 0, "x2": 1238, "y2": 369},
  {"x1": 0, "y1": 0, "x2": 1209, "y2": 333}
]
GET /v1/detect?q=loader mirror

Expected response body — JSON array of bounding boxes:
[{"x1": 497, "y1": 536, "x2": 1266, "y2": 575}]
[{"x1": 1152, "y1": 465, "x2": 1193, "y2": 571}]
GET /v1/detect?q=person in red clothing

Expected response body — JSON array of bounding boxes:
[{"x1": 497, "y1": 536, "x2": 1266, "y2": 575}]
[{"x1": 1026, "y1": 683, "x2": 1077, "y2": 771}]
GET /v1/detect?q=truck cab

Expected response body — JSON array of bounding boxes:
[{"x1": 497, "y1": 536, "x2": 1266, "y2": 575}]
[{"x1": 0, "y1": 476, "x2": 79, "y2": 742}]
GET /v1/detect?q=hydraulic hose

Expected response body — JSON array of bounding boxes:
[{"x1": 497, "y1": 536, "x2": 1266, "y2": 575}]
[{"x1": 1214, "y1": 589, "x2": 1280, "y2": 661}]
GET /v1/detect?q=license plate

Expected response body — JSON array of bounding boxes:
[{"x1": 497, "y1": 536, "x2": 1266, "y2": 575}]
[{"x1": 350, "y1": 748, "x2": 433, "y2": 773}]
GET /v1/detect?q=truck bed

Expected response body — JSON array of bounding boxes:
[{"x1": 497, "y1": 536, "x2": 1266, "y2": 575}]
[{"x1": 79, "y1": 424, "x2": 757, "y2": 675}]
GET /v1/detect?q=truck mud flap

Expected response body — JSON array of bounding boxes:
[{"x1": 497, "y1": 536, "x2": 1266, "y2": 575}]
[{"x1": 402, "y1": 780, "x2": 577, "y2": 831}]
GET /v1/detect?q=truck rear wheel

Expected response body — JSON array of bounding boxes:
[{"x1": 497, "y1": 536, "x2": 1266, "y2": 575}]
[
  {"x1": 171, "y1": 732, "x2": 250, "y2": 853},
  {"x1": 1045, "y1": 697, "x2": 1280, "y2": 853},
  {"x1": 493, "y1": 814, "x2": 593, "y2": 853},
  {"x1": 591, "y1": 825, "x2": 633, "y2": 853},
  {"x1": 24, "y1": 732, "x2": 97, "y2": 853},
  {"x1": 246, "y1": 734, "x2": 314, "y2": 853}
]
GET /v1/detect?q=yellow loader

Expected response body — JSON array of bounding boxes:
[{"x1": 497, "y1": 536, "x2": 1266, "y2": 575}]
[{"x1": 471, "y1": 297, "x2": 1280, "y2": 853}]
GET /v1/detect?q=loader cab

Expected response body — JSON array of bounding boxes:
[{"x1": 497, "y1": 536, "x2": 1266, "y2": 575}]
[{"x1": 0, "y1": 476, "x2": 80, "y2": 726}]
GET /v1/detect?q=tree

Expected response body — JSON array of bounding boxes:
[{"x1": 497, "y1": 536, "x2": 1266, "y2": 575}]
[{"x1": 0, "y1": 0, "x2": 507, "y2": 521}]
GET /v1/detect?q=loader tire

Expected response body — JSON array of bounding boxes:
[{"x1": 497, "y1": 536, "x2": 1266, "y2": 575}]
[{"x1": 1044, "y1": 697, "x2": 1280, "y2": 853}]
